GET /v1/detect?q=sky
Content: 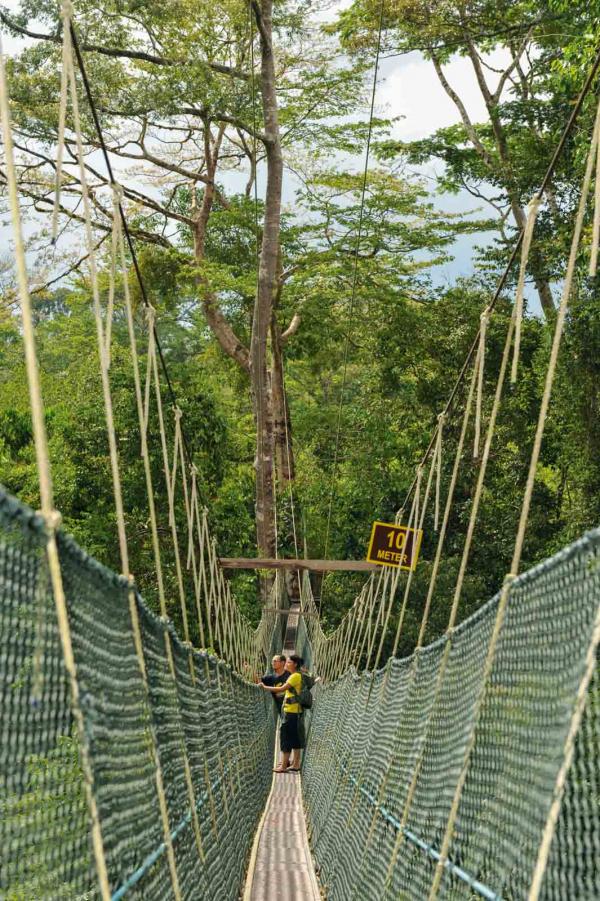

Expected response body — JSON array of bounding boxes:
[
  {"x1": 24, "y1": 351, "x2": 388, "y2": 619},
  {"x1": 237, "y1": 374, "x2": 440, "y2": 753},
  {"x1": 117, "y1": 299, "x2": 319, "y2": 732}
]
[
  {"x1": 371, "y1": 48, "x2": 511, "y2": 284},
  {"x1": 313, "y1": 0, "x2": 511, "y2": 286},
  {"x1": 0, "y1": 0, "x2": 510, "y2": 291}
]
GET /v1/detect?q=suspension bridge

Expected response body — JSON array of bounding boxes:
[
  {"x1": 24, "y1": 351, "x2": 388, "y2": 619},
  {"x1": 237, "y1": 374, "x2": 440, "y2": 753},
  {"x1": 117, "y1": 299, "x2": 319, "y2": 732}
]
[{"x1": 2, "y1": 4, "x2": 600, "y2": 901}]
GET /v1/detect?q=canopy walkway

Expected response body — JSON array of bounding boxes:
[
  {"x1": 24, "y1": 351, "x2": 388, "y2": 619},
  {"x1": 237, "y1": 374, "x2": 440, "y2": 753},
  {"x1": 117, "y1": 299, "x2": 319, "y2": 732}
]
[
  {"x1": 2, "y1": 4, "x2": 600, "y2": 901},
  {"x1": 3, "y1": 480, "x2": 600, "y2": 899},
  {"x1": 244, "y1": 761, "x2": 321, "y2": 901}
]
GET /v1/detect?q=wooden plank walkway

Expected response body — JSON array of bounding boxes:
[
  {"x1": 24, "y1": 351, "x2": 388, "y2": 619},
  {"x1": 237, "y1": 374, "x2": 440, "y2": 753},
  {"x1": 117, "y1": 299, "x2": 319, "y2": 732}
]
[
  {"x1": 244, "y1": 770, "x2": 321, "y2": 901},
  {"x1": 243, "y1": 591, "x2": 320, "y2": 899}
]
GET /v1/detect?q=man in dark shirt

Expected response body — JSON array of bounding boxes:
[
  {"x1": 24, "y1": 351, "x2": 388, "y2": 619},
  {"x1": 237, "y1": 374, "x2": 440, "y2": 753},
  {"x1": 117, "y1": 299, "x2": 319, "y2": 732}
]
[{"x1": 261, "y1": 654, "x2": 287, "y2": 716}]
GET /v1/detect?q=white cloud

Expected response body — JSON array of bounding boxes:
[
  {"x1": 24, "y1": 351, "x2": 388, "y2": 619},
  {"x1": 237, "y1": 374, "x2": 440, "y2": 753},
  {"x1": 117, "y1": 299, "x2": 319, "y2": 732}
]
[{"x1": 378, "y1": 48, "x2": 511, "y2": 141}]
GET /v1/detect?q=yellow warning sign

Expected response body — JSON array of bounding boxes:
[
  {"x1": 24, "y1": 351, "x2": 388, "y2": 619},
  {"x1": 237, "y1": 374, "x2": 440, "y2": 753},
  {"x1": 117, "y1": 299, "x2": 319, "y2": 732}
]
[{"x1": 366, "y1": 521, "x2": 423, "y2": 571}]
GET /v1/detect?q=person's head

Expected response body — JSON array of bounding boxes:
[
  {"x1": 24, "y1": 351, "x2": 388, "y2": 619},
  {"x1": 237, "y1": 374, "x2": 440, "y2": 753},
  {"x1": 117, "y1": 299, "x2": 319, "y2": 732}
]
[
  {"x1": 285, "y1": 654, "x2": 304, "y2": 673},
  {"x1": 271, "y1": 654, "x2": 286, "y2": 674}
]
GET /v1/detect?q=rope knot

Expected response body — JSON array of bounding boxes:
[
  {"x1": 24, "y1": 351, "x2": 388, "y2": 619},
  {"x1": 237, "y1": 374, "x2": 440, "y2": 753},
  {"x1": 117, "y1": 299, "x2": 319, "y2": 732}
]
[
  {"x1": 503, "y1": 572, "x2": 518, "y2": 587},
  {"x1": 173, "y1": 405, "x2": 183, "y2": 421},
  {"x1": 145, "y1": 304, "x2": 156, "y2": 325},
  {"x1": 42, "y1": 509, "x2": 62, "y2": 532}
]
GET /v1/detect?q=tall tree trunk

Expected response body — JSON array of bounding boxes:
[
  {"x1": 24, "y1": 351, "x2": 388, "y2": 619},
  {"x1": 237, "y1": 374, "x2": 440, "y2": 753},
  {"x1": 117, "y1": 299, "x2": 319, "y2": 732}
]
[
  {"x1": 271, "y1": 314, "x2": 301, "y2": 602},
  {"x1": 251, "y1": 0, "x2": 283, "y2": 567},
  {"x1": 191, "y1": 9, "x2": 287, "y2": 590}
]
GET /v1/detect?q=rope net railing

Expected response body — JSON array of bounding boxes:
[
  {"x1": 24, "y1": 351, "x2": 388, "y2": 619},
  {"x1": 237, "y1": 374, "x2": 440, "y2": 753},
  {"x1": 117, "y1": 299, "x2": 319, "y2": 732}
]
[
  {"x1": 0, "y1": 12, "x2": 288, "y2": 897},
  {"x1": 297, "y1": 48, "x2": 600, "y2": 901},
  {"x1": 0, "y1": 485, "x2": 284, "y2": 900},
  {"x1": 302, "y1": 527, "x2": 600, "y2": 900}
]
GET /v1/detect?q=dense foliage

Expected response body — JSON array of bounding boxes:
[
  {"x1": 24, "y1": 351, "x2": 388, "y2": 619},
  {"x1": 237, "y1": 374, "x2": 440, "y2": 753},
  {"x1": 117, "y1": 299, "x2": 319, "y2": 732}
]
[{"x1": 1, "y1": 0, "x2": 599, "y2": 657}]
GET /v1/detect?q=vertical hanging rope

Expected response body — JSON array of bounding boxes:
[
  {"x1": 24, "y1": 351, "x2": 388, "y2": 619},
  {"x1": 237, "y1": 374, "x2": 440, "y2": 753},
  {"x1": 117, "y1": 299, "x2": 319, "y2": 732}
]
[
  {"x1": 51, "y1": 1, "x2": 71, "y2": 243},
  {"x1": 434, "y1": 414, "x2": 444, "y2": 530},
  {"x1": 589, "y1": 129, "x2": 600, "y2": 276},
  {"x1": 103, "y1": 195, "x2": 119, "y2": 366},
  {"x1": 473, "y1": 308, "x2": 488, "y2": 458},
  {"x1": 428, "y1": 97, "x2": 600, "y2": 901},
  {"x1": 512, "y1": 196, "x2": 541, "y2": 383},
  {"x1": 417, "y1": 356, "x2": 479, "y2": 646},
  {"x1": 0, "y1": 26, "x2": 112, "y2": 901}
]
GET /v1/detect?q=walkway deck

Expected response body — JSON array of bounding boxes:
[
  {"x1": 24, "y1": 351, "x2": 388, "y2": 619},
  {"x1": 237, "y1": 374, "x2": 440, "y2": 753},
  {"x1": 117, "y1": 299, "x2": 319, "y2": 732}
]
[{"x1": 244, "y1": 770, "x2": 321, "y2": 901}]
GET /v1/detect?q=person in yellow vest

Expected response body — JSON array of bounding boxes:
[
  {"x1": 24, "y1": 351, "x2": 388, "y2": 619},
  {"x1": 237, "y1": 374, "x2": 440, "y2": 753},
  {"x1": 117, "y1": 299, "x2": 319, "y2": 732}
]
[{"x1": 260, "y1": 654, "x2": 305, "y2": 773}]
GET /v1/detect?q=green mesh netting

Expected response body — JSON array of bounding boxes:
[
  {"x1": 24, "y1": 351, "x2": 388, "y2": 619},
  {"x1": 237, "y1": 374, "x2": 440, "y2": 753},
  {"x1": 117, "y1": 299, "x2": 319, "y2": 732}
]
[
  {"x1": 303, "y1": 528, "x2": 600, "y2": 900},
  {"x1": 0, "y1": 485, "x2": 277, "y2": 900}
]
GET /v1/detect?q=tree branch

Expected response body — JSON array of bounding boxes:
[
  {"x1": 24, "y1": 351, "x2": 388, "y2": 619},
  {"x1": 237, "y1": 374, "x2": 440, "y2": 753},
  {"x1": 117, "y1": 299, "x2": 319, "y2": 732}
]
[
  {"x1": 430, "y1": 52, "x2": 495, "y2": 169},
  {"x1": 280, "y1": 312, "x2": 301, "y2": 344},
  {"x1": 0, "y1": 9, "x2": 248, "y2": 80},
  {"x1": 493, "y1": 26, "x2": 535, "y2": 103},
  {"x1": 182, "y1": 107, "x2": 268, "y2": 144}
]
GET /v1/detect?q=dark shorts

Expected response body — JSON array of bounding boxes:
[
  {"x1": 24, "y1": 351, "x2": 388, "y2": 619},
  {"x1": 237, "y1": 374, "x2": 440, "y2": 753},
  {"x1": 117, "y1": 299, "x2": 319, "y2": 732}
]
[{"x1": 280, "y1": 712, "x2": 305, "y2": 751}]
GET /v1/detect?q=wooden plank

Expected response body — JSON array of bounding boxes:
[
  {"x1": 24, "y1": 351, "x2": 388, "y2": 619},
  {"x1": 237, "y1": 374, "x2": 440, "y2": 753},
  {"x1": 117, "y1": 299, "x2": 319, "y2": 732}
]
[
  {"x1": 262, "y1": 608, "x2": 321, "y2": 617},
  {"x1": 219, "y1": 557, "x2": 379, "y2": 573}
]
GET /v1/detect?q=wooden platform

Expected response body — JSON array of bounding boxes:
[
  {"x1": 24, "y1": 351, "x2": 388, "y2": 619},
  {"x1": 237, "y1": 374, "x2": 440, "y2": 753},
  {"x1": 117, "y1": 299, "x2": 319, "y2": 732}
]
[
  {"x1": 244, "y1": 770, "x2": 321, "y2": 901},
  {"x1": 219, "y1": 557, "x2": 378, "y2": 572}
]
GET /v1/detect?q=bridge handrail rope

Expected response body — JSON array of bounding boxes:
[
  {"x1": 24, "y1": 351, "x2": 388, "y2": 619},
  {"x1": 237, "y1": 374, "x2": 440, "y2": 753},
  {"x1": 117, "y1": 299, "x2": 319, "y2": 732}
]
[
  {"x1": 0, "y1": 24, "x2": 114, "y2": 901},
  {"x1": 70, "y1": 3, "x2": 262, "y2": 670},
  {"x1": 307, "y1": 39, "x2": 600, "y2": 684},
  {"x1": 304, "y1": 29, "x2": 600, "y2": 710}
]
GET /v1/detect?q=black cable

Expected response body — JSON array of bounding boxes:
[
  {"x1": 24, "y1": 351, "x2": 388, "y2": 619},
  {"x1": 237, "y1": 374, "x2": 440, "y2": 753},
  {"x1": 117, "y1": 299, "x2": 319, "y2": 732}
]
[
  {"x1": 321, "y1": 0, "x2": 386, "y2": 576},
  {"x1": 69, "y1": 21, "x2": 195, "y2": 467}
]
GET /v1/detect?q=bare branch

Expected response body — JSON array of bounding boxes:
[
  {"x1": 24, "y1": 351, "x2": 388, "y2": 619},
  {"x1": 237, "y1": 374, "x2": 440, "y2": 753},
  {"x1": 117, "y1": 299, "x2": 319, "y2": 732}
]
[
  {"x1": 280, "y1": 312, "x2": 301, "y2": 344},
  {"x1": 430, "y1": 52, "x2": 495, "y2": 169},
  {"x1": 29, "y1": 235, "x2": 109, "y2": 295},
  {"x1": 182, "y1": 107, "x2": 268, "y2": 145},
  {"x1": 493, "y1": 26, "x2": 535, "y2": 103}
]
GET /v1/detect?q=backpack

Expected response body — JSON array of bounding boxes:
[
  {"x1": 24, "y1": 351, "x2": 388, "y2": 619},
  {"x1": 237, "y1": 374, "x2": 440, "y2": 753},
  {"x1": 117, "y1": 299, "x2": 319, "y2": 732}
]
[{"x1": 290, "y1": 672, "x2": 314, "y2": 710}]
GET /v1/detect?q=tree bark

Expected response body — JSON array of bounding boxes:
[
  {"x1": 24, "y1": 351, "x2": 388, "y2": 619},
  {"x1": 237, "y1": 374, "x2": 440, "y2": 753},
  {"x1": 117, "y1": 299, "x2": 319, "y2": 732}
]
[
  {"x1": 271, "y1": 314, "x2": 301, "y2": 603},
  {"x1": 193, "y1": 122, "x2": 251, "y2": 371},
  {"x1": 251, "y1": 0, "x2": 283, "y2": 565}
]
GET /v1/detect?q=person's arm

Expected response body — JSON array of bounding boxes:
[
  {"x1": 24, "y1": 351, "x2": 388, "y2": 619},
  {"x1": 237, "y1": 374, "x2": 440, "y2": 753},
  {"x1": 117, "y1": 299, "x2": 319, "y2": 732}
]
[{"x1": 260, "y1": 679, "x2": 293, "y2": 694}]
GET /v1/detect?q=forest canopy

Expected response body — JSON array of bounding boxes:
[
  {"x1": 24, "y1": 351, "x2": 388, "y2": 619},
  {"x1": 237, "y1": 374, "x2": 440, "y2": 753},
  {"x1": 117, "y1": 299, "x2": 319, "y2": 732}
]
[{"x1": 1, "y1": 0, "x2": 599, "y2": 658}]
